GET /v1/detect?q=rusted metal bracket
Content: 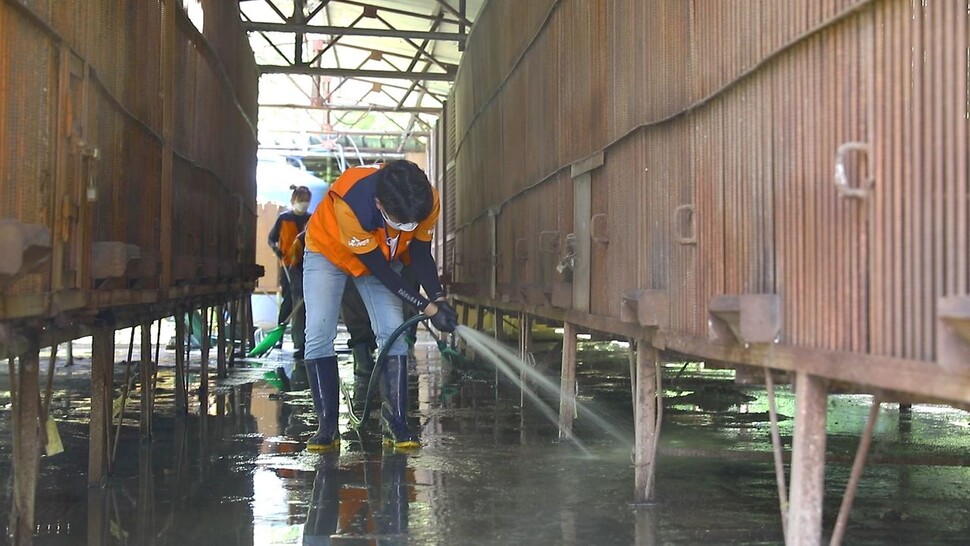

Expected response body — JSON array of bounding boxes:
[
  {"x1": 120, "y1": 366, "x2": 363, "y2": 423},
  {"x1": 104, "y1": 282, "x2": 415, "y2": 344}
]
[
  {"x1": 126, "y1": 248, "x2": 160, "y2": 287},
  {"x1": 0, "y1": 221, "x2": 52, "y2": 286},
  {"x1": 91, "y1": 242, "x2": 140, "y2": 281},
  {"x1": 514, "y1": 238, "x2": 529, "y2": 261},
  {"x1": 590, "y1": 213, "x2": 610, "y2": 244},
  {"x1": 522, "y1": 284, "x2": 550, "y2": 306},
  {"x1": 938, "y1": 296, "x2": 970, "y2": 375},
  {"x1": 708, "y1": 294, "x2": 782, "y2": 345},
  {"x1": 833, "y1": 141, "x2": 873, "y2": 199},
  {"x1": 495, "y1": 283, "x2": 515, "y2": 303},
  {"x1": 240, "y1": 263, "x2": 265, "y2": 283},
  {"x1": 622, "y1": 289, "x2": 669, "y2": 349},
  {"x1": 621, "y1": 289, "x2": 669, "y2": 328},
  {"x1": 538, "y1": 230, "x2": 560, "y2": 254},
  {"x1": 674, "y1": 204, "x2": 697, "y2": 245},
  {"x1": 551, "y1": 282, "x2": 573, "y2": 309}
]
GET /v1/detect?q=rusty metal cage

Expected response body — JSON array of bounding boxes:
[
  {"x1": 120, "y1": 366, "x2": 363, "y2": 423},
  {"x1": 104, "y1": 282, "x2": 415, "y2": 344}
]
[
  {"x1": 0, "y1": 0, "x2": 260, "y2": 336},
  {"x1": 437, "y1": 0, "x2": 970, "y2": 400}
]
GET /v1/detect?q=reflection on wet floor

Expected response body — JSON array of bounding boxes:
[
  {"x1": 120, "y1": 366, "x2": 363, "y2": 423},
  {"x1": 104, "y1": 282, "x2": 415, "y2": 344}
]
[{"x1": 1, "y1": 332, "x2": 970, "y2": 544}]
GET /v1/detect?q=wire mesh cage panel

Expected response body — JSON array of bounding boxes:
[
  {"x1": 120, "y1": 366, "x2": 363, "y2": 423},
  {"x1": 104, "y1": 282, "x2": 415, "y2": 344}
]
[
  {"x1": 0, "y1": 0, "x2": 259, "y2": 323},
  {"x1": 441, "y1": 0, "x2": 970, "y2": 386}
]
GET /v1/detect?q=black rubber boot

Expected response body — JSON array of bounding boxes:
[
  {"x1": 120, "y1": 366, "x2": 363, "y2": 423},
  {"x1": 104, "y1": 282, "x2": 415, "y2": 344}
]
[
  {"x1": 351, "y1": 344, "x2": 376, "y2": 413},
  {"x1": 380, "y1": 355, "x2": 419, "y2": 449},
  {"x1": 305, "y1": 357, "x2": 340, "y2": 452}
]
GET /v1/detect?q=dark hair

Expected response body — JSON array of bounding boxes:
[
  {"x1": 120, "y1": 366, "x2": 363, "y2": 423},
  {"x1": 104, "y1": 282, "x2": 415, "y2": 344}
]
[
  {"x1": 375, "y1": 160, "x2": 432, "y2": 223},
  {"x1": 289, "y1": 185, "x2": 311, "y2": 201}
]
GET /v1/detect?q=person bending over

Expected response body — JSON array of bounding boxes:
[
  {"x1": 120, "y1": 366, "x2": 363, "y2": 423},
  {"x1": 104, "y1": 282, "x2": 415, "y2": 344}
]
[{"x1": 302, "y1": 160, "x2": 457, "y2": 451}]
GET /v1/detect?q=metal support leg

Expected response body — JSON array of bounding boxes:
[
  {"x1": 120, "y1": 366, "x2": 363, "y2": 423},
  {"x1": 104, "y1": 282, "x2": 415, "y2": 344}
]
[
  {"x1": 558, "y1": 321, "x2": 577, "y2": 440},
  {"x1": 787, "y1": 372, "x2": 828, "y2": 545},
  {"x1": 137, "y1": 446, "x2": 156, "y2": 545},
  {"x1": 10, "y1": 340, "x2": 41, "y2": 545},
  {"x1": 518, "y1": 313, "x2": 533, "y2": 408},
  {"x1": 765, "y1": 368, "x2": 789, "y2": 537},
  {"x1": 140, "y1": 322, "x2": 153, "y2": 440},
  {"x1": 633, "y1": 507, "x2": 659, "y2": 546},
  {"x1": 90, "y1": 328, "x2": 114, "y2": 486},
  {"x1": 243, "y1": 296, "x2": 254, "y2": 355},
  {"x1": 634, "y1": 343, "x2": 659, "y2": 503},
  {"x1": 174, "y1": 312, "x2": 187, "y2": 414},
  {"x1": 217, "y1": 303, "x2": 227, "y2": 378},
  {"x1": 200, "y1": 306, "x2": 210, "y2": 401},
  {"x1": 494, "y1": 310, "x2": 512, "y2": 341},
  {"x1": 227, "y1": 298, "x2": 237, "y2": 369},
  {"x1": 86, "y1": 489, "x2": 107, "y2": 546}
]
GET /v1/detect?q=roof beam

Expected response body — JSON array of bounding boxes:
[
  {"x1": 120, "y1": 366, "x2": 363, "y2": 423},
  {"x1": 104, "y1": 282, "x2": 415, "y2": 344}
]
[
  {"x1": 396, "y1": 13, "x2": 444, "y2": 108},
  {"x1": 243, "y1": 21, "x2": 465, "y2": 42},
  {"x1": 305, "y1": 0, "x2": 332, "y2": 22},
  {"x1": 260, "y1": 103, "x2": 441, "y2": 114},
  {"x1": 258, "y1": 65, "x2": 454, "y2": 81},
  {"x1": 433, "y1": 0, "x2": 472, "y2": 28},
  {"x1": 328, "y1": 0, "x2": 463, "y2": 26},
  {"x1": 260, "y1": 0, "x2": 289, "y2": 22},
  {"x1": 374, "y1": 13, "x2": 448, "y2": 72}
]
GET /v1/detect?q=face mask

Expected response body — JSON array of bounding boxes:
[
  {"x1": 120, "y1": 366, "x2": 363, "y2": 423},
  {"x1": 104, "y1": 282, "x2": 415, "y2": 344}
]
[
  {"x1": 293, "y1": 201, "x2": 309, "y2": 214},
  {"x1": 379, "y1": 207, "x2": 418, "y2": 232}
]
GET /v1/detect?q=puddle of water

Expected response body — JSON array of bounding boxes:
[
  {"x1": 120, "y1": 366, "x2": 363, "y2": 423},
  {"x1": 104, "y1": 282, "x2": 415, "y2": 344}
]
[{"x1": 0, "y1": 332, "x2": 969, "y2": 544}]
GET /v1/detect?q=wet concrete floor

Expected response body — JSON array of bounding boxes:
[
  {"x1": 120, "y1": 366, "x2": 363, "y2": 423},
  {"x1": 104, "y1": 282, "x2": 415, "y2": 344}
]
[{"x1": 1, "y1": 326, "x2": 970, "y2": 545}]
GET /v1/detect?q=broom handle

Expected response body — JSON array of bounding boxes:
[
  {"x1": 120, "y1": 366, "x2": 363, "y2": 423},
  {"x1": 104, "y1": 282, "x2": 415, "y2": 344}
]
[
  {"x1": 42, "y1": 344, "x2": 58, "y2": 421},
  {"x1": 277, "y1": 257, "x2": 304, "y2": 326}
]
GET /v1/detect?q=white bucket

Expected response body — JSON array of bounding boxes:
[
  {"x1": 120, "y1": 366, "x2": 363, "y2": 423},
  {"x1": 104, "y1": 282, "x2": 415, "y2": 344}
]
[{"x1": 251, "y1": 291, "x2": 281, "y2": 332}]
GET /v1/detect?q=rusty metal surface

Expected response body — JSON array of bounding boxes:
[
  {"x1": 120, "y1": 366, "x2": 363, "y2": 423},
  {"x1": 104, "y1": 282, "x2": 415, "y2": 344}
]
[
  {"x1": 438, "y1": 0, "x2": 970, "y2": 397},
  {"x1": 0, "y1": 0, "x2": 259, "y2": 324}
]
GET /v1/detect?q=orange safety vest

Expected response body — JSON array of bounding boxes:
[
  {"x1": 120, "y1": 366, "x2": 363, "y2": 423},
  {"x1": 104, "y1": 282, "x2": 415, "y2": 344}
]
[
  {"x1": 278, "y1": 220, "x2": 303, "y2": 267},
  {"x1": 305, "y1": 166, "x2": 428, "y2": 276}
]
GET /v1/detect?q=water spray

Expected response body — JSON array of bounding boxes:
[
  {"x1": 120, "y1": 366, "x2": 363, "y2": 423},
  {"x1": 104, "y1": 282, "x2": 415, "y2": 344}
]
[
  {"x1": 346, "y1": 315, "x2": 629, "y2": 454},
  {"x1": 456, "y1": 325, "x2": 593, "y2": 456}
]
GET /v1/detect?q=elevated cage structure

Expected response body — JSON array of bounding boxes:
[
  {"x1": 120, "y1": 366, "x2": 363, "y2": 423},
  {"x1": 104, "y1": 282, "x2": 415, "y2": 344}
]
[
  {"x1": 433, "y1": 1, "x2": 970, "y2": 543},
  {"x1": 0, "y1": 0, "x2": 260, "y2": 539}
]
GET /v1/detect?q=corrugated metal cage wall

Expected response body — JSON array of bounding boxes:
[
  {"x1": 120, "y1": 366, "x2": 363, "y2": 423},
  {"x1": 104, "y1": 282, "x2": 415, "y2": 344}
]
[
  {"x1": 0, "y1": 0, "x2": 260, "y2": 328},
  {"x1": 438, "y1": 0, "x2": 970, "y2": 400}
]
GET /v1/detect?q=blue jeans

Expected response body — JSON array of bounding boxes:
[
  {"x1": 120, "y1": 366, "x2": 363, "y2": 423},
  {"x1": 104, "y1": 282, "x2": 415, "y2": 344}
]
[{"x1": 303, "y1": 250, "x2": 408, "y2": 359}]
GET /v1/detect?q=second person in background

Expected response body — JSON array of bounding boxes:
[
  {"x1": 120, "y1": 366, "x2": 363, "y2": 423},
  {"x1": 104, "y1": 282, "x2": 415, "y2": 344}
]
[{"x1": 268, "y1": 184, "x2": 312, "y2": 359}]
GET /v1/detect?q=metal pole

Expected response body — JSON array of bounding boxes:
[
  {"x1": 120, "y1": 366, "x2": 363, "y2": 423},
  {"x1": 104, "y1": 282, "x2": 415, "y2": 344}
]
[
  {"x1": 765, "y1": 368, "x2": 789, "y2": 539},
  {"x1": 558, "y1": 322, "x2": 578, "y2": 440},
  {"x1": 787, "y1": 372, "x2": 828, "y2": 545},
  {"x1": 242, "y1": 21, "x2": 465, "y2": 42},
  {"x1": 633, "y1": 343, "x2": 658, "y2": 503},
  {"x1": 10, "y1": 338, "x2": 40, "y2": 545}
]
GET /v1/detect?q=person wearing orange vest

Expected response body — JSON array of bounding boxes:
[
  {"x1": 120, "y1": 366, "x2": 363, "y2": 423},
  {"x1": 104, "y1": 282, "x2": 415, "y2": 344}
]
[
  {"x1": 268, "y1": 185, "x2": 312, "y2": 359},
  {"x1": 302, "y1": 160, "x2": 458, "y2": 451}
]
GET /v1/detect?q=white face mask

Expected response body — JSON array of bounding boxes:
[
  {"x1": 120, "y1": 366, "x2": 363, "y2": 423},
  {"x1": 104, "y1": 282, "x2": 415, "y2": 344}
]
[
  {"x1": 379, "y1": 207, "x2": 418, "y2": 232},
  {"x1": 293, "y1": 201, "x2": 310, "y2": 214}
]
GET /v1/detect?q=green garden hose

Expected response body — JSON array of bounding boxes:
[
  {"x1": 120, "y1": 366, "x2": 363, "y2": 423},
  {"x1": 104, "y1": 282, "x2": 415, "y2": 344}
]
[{"x1": 347, "y1": 314, "x2": 429, "y2": 430}]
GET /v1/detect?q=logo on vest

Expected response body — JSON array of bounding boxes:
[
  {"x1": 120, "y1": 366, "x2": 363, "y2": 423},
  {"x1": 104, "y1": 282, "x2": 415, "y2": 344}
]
[{"x1": 348, "y1": 236, "x2": 371, "y2": 248}]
